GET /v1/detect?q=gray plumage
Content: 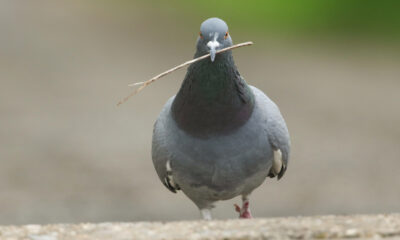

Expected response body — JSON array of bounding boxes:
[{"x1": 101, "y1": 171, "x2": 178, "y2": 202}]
[{"x1": 151, "y1": 17, "x2": 290, "y2": 219}]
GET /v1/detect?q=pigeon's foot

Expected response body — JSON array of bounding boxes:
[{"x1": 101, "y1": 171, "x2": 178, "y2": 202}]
[
  {"x1": 234, "y1": 200, "x2": 252, "y2": 219},
  {"x1": 200, "y1": 209, "x2": 212, "y2": 220}
]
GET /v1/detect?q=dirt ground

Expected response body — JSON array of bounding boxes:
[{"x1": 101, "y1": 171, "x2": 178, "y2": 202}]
[{"x1": 0, "y1": 1, "x2": 399, "y2": 225}]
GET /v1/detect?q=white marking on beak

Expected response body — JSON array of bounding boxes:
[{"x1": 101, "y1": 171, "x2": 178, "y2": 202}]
[
  {"x1": 207, "y1": 33, "x2": 220, "y2": 62},
  {"x1": 207, "y1": 38, "x2": 220, "y2": 49}
]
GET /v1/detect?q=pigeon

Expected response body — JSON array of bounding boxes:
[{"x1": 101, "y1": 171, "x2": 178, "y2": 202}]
[{"x1": 152, "y1": 17, "x2": 290, "y2": 220}]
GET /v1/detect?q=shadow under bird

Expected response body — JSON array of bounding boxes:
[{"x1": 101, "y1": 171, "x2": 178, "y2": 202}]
[{"x1": 152, "y1": 17, "x2": 290, "y2": 220}]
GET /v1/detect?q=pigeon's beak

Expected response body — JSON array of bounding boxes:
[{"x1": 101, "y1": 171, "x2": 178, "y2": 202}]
[{"x1": 207, "y1": 37, "x2": 220, "y2": 62}]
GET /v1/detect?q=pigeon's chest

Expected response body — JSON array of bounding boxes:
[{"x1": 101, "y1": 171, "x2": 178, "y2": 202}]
[{"x1": 164, "y1": 103, "x2": 273, "y2": 189}]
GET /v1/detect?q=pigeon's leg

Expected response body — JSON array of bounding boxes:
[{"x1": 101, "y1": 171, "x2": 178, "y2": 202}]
[
  {"x1": 234, "y1": 195, "x2": 253, "y2": 219},
  {"x1": 200, "y1": 209, "x2": 212, "y2": 220}
]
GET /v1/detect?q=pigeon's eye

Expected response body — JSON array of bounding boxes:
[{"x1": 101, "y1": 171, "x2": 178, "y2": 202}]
[
  {"x1": 224, "y1": 32, "x2": 229, "y2": 39},
  {"x1": 199, "y1": 32, "x2": 203, "y2": 39}
]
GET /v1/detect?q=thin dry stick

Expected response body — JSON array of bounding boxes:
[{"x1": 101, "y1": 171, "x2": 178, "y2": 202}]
[{"x1": 117, "y1": 41, "x2": 253, "y2": 106}]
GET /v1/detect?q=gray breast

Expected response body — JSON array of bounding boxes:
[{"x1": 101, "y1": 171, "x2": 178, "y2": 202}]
[{"x1": 153, "y1": 86, "x2": 276, "y2": 203}]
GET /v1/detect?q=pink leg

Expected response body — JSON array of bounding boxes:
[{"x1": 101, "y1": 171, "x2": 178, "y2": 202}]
[{"x1": 234, "y1": 198, "x2": 252, "y2": 219}]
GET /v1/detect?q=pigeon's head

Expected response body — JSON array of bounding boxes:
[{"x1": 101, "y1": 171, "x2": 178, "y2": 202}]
[{"x1": 197, "y1": 17, "x2": 232, "y2": 62}]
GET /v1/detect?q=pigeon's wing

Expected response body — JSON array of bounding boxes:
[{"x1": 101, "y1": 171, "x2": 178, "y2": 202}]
[
  {"x1": 266, "y1": 101, "x2": 290, "y2": 180},
  {"x1": 151, "y1": 97, "x2": 180, "y2": 193},
  {"x1": 251, "y1": 86, "x2": 290, "y2": 180}
]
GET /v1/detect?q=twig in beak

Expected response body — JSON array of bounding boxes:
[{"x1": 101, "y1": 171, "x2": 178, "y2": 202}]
[{"x1": 117, "y1": 41, "x2": 253, "y2": 106}]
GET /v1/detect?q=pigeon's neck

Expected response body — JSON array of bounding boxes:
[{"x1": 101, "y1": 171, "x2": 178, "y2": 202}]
[{"x1": 171, "y1": 51, "x2": 254, "y2": 138}]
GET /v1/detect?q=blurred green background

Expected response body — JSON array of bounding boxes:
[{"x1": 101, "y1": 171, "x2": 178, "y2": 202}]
[
  {"x1": 0, "y1": 0, "x2": 399, "y2": 224},
  {"x1": 172, "y1": 0, "x2": 400, "y2": 37}
]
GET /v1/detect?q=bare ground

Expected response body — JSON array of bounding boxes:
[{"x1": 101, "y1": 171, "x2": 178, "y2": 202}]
[{"x1": 1, "y1": 214, "x2": 400, "y2": 240}]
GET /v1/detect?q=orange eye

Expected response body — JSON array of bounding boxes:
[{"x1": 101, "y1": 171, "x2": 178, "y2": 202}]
[
  {"x1": 224, "y1": 32, "x2": 229, "y2": 39},
  {"x1": 199, "y1": 32, "x2": 203, "y2": 39}
]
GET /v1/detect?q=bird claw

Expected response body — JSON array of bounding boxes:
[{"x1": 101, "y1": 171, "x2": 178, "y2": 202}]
[
  {"x1": 233, "y1": 202, "x2": 252, "y2": 219},
  {"x1": 234, "y1": 204, "x2": 241, "y2": 213}
]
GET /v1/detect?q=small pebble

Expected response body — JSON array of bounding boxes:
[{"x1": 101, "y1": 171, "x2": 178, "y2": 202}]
[{"x1": 345, "y1": 228, "x2": 360, "y2": 238}]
